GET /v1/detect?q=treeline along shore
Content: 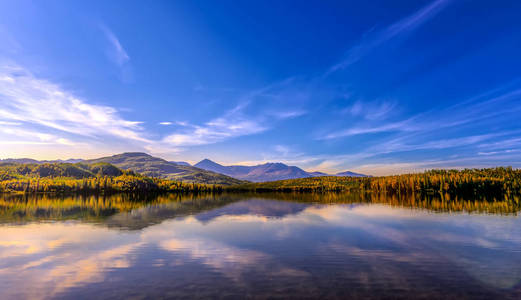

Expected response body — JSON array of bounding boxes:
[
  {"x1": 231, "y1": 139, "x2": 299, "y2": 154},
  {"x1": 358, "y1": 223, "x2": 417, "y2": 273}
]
[
  {"x1": 228, "y1": 167, "x2": 521, "y2": 202},
  {"x1": 1, "y1": 162, "x2": 520, "y2": 202}
]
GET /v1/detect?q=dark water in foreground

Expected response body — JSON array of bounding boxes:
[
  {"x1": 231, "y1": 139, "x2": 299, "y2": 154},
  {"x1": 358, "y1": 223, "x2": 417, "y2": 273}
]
[{"x1": 1, "y1": 193, "x2": 521, "y2": 299}]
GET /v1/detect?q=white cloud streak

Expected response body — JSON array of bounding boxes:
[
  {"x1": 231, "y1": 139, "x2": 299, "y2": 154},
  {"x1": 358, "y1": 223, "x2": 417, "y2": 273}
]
[
  {"x1": 99, "y1": 24, "x2": 130, "y2": 66},
  {"x1": 0, "y1": 64, "x2": 148, "y2": 147},
  {"x1": 0, "y1": 120, "x2": 22, "y2": 126},
  {"x1": 162, "y1": 103, "x2": 267, "y2": 147},
  {"x1": 343, "y1": 100, "x2": 396, "y2": 120},
  {"x1": 270, "y1": 110, "x2": 308, "y2": 119},
  {"x1": 321, "y1": 118, "x2": 416, "y2": 139},
  {"x1": 327, "y1": 0, "x2": 451, "y2": 74}
]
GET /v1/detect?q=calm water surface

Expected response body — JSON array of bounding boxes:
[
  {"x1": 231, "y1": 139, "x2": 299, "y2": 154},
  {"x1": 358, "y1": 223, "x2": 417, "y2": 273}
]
[{"x1": 1, "y1": 193, "x2": 521, "y2": 299}]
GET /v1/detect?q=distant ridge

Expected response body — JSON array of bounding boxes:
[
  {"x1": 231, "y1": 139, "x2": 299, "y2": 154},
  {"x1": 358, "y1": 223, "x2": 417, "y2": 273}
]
[
  {"x1": 0, "y1": 158, "x2": 40, "y2": 164},
  {"x1": 0, "y1": 158, "x2": 83, "y2": 164},
  {"x1": 308, "y1": 171, "x2": 329, "y2": 176},
  {"x1": 171, "y1": 161, "x2": 191, "y2": 166},
  {"x1": 335, "y1": 170, "x2": 368, "y2": 177},
  {"x1": 196, "y1": 159, "x2": 229, "y2": 174},
  {"x1": 194, "y1": 159, "x2": 369, "y2": 182}
]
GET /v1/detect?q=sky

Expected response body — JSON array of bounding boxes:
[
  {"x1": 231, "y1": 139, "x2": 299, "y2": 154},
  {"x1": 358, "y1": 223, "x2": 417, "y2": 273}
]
[{"x1": 1, "y1": 0, "x2": 521, "y2": 175}]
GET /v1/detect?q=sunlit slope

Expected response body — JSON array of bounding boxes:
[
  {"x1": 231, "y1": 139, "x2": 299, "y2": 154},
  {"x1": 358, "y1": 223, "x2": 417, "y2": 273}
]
[{"x1": 0, "y1": 161, "x2": 228, "y2": 193}]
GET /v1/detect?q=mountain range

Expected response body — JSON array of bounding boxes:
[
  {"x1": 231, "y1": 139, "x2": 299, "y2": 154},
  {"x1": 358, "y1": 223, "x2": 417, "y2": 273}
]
[
  {"x1": 194, "y1": 158, "x2": 368, "y2": 182},
  {"x1": 1, "y1": 153, "x2": 368, "y2": 184},
  {"x1": 85, "y1": 153, "x2": 244, "y2": 185}
]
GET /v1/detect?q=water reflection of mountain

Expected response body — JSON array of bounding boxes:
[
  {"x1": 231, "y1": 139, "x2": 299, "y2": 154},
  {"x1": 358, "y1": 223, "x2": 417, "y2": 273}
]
[
  {"x1": 104, "y1": 195, "x2": 243, "y2": 230},
  {"x1": 194, "y1": 198, "x2": 309, "y2": 223},
  {"x1": 1, "y1": 192, "x2": 519, "y2": 229}
]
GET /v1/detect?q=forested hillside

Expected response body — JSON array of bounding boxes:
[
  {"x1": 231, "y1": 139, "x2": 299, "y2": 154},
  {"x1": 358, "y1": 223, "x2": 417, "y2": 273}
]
[{"x1": 0, "y1": 162, "x2": 223, "y2": 194}]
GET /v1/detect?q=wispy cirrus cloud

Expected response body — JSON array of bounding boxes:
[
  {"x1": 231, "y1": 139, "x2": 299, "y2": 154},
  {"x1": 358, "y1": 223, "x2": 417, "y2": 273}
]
[
  {"x1": 99, "y1": 23, "x2": 133, "y2": 82},
  {"x1": 99, "y1": 24, "x2": 130, "y2": 67},
  {"x1": 0, "y1": 120, "x2": 22, "y2": 126},
  {"x1": 269, "y1": 110, "x2": 308, "y2": 119},
  {"x1": 478, "y1": 149, "x2": 520, "y2": 156},
  {"x1": 327, "y1": 0, "x2": 451, "y2": 74},
  {"x1": 477, "y1": 137, "x2": 521, "y2": 151},
  {"x1": 321, "y1": 118, "x2": 416, "y2": 140},
  {"x1": 371, "y1": 132, "x2": 521, "y2": 156},
  {"x1": 161, "y1": 103, "x2": 267, "y2": 147},
  {"x1": 322, "y1": 83, "x2": 521, "y2": 141},
  {"x1": 0, "y1": 64, "x2": 148, "y2": 148},
  {"x1": 343, "y1": 100, "x2": 397, "y2": 120}
]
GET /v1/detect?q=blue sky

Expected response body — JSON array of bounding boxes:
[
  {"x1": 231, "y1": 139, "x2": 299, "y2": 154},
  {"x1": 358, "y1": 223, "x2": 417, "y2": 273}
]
[{"x1": 1, "y1": 0, "x2": 521, "y2": 175}]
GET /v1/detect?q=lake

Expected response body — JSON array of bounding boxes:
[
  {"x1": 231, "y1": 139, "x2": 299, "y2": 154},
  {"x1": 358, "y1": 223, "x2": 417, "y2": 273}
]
[{"x1": 1, "y1": 193, "x2": 520, "y2": 299}]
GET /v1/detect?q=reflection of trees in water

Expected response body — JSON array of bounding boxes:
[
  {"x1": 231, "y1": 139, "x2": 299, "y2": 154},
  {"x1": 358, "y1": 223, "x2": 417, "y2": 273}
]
[
  {"x1": 239, "y1": 192, "x2": 521, "y2": 215},
  {"x1": 0, "y1": 192, "x2": 519, "y2": 227},
  {"x1": 0, "y1": 193, "x2": 241, "y2": 227}
]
